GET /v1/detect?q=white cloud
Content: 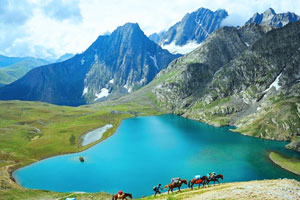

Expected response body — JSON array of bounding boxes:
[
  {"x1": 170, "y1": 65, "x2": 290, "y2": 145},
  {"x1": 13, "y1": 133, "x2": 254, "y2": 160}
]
[
  {"x1": 42, "y1": 0, "x2": 82, "y2": 23},
  {"x1": 0, "y1": 0, "x2": 34, "y2": 25},
  {"x1": 0, "y1": 0, "x2": 300, "y2": 59}
]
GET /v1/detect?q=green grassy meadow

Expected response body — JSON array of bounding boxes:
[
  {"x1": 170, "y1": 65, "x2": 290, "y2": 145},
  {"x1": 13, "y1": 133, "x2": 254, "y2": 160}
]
[
  {"x1": 269, "y1": 152, "x2": 300, "y2": 175},
  {"x1": 0, "y1": 100, "x2": 161, "y2": 199}
]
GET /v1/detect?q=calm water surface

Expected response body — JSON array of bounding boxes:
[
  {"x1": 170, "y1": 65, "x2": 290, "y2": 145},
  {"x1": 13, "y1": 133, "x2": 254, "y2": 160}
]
[{"x1": 14, "y1": 115, "x2": 300, "y2": 197}]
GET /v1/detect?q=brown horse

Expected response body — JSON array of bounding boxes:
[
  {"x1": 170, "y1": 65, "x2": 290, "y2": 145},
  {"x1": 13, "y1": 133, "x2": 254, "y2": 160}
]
[
  {"x1": 188, "y1": 176, "x2": 209, "y2": 190},
  {"x1": 112, "y1": 193, "x2": 132, "y2": 200},
  {"x1": 164, "y1": 179, "x2": 187, "y2": 194},
  {"x1": 208, "y1": 174, "x2": 223, "y2": 185}
]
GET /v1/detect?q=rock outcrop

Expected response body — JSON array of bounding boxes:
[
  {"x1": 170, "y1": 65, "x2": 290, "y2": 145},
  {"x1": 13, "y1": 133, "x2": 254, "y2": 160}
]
[
  {"x1": 149, "y1": 20, "x2": 300, "y2": 147},
  {"x1": 246, "y1": 8, "x2": 300, "y2": 28}
]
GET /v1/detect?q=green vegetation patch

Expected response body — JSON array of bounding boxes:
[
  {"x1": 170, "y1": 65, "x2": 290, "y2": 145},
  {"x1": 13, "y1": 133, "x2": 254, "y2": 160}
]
[
  {"x1": 193, "y1": 97, "x2": 231, "y2": 111},
  {"x1": 0, "y1": 100, "x2": 161, "y2": 199},
  {"x1": 236, "y1": 97, "x2": 300, "y2": 140},
  {"x1": 0, "y1": 189, "x2": 111, "y2": 200},
  {"x1": 269, "y1": 152, "x2": 300, "y2": 175}
]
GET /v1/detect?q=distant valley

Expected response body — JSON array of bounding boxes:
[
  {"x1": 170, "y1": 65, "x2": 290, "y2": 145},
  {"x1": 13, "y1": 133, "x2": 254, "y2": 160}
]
[{"x1": 0, "y1": 55, "x2": 49, "y2": 85}]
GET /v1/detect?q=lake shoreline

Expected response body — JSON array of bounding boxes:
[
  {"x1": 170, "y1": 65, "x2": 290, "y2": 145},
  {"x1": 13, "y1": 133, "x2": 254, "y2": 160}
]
[
  {"x1": 6, "y1": 114, "x2": 300, "y2": 197},
  {"x1": 12, "y1": 114, "x2": 300, "y2": 196},
  {"x1": 81, "y1": 124, "x2": 113, "y2": 146},
  {"x1": 6, "y1": 112, "x2": 162, "y2": 193},
  {"x1": 8, "y1": 120, "x2": 123, "y2": 190},
  {"x1": 268, "y1": 152, "x2": 300, "y2": 176}
]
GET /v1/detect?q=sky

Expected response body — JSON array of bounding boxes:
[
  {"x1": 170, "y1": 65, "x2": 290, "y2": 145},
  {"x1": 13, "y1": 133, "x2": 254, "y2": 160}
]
[{"x1": 1, "y1": 0, "x2": 300, "y2": 60}]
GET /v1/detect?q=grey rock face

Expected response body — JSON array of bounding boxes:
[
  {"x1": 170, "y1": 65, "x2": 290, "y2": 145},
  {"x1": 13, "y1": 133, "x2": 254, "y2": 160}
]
[
  {"x1": 0, "y1": 23, "x2": 179, "y2": 106},
  {"x1": 152, "y1": 23, "x2": 268, "y2": 111},
  {"x1": 151, "y1": 20, "x2": 300, "y2": 143},
  {"x1": 149, "y1": 32, "x2": 166, "y2": 44},
  {"x1": 246, "y1": 8, "x2": 300, "y2": 27},
  {"x1": 150, "y1": 8, "x2": 228, "y2": 46}
]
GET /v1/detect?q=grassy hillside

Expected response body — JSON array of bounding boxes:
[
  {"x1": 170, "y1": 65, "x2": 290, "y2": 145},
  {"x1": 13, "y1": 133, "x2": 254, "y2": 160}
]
[
  {"x1": 0, "y1": 100, "x2": 162, "y2": 199},
  {"x1": 0, "y1": 58, "x2": 48, "y2": 85},
  {"x1": 269, "y1": 152, "x2": 300, "y2": 175}
]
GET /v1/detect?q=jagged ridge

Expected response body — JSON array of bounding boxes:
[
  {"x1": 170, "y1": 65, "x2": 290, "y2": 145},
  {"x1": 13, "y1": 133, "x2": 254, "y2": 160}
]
[
  {"x1": 146, "y1": 21, "x2": 300, "y2": 149},
  {"x1": 0, "y1": 23, "x2": 179, "y2": 106}
]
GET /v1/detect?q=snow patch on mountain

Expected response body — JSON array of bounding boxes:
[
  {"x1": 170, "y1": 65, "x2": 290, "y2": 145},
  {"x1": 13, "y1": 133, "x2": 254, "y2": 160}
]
[
  {"x1": 94, "y1": 88, "x2": 110, "y2": 101},
  {"x1": 149, "y1": 55, "x2": 158, "y2": 68},
  {"x1": 263, "y1": 73, "x2": 282, "y2": 93},
  {"x1": 81, "y1": 57, "x2": 85, "y2": 65},
  {"x1": 82, "y1": 86, "x2": 88, "y2": 96},
  {"x1": 123, "y1": 85, "x2": 132, "y2": 93},
  {"x1": 162, "y1": 40, "x2": 200, "y2": 54}
]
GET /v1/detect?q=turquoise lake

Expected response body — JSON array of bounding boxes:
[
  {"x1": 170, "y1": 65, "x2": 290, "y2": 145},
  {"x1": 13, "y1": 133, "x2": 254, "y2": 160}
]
[{"x1": 14, "y1": 115, "x2": 300, "y2": 197}]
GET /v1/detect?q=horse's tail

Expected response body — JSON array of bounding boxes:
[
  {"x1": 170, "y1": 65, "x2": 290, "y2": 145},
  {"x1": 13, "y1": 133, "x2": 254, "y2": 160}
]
[{"x1": 188, "y1": 180, "x2": 191, "y2": 188}]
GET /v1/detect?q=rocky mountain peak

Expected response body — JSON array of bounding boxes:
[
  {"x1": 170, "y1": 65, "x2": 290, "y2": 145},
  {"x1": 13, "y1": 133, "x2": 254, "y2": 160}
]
[
  {"x1": 264, "y1": 8, "x2": 276, "y2": 15},
  {"x1": 0, "y1": 22, "x2": 179, "y2": 105},
  {"x1": 246, "y1": 8, "x2": 300, "y2": 28},
  {"x1": 112, "y1": 23, "x2": 143, "y2": 38},
  {"x1": 149, "y1": 7, "x2": 228, "y2": 54}
]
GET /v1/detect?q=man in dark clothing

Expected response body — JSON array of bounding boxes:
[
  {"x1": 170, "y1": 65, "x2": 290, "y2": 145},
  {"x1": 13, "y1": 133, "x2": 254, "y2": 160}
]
[{"x1": 153, "y1": 184, "x2": 162, "y2": 196}]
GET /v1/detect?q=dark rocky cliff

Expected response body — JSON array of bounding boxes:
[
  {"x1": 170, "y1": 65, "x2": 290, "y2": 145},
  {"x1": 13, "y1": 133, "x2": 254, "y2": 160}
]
[{"x1": 0, "y1": 23, "x2": 179, "y2": 105}]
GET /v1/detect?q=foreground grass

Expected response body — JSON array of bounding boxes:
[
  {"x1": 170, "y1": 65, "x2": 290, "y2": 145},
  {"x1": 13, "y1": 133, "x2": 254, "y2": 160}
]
[
  {"x1": 0, "y1": 189, "x2": 112, "y2": 200},
  {"x1": 139, "y1": 184, "x2": 231, "y2": 200},
  {"x1": 0, "y1": 100, "x2": 162, "y2": 199},
  {"x1": 139, "y1": 179, "x2": 300, "y2": 200},
  {"x1": 269, "y1": 152, "x2": 300, "y2": 175}
]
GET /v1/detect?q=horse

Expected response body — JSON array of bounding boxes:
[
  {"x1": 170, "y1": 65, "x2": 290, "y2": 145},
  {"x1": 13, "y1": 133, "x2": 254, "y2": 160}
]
[
  {"x1": 208, "y1": 174, "x2": 223, "y2": 185},
  {"x1": 188, "y1": 176, "x2": 209, "y2": 190},
  {"x1": 164, "y1": 179, "x2": 187, "y2": 194},
  {"x1": 112, "y1": 193, "x2": 133, "y2": 200}
]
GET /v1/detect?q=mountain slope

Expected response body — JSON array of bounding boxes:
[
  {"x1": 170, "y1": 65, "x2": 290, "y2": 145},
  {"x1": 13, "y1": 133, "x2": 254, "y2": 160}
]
[
  {"x1": 147, "y1": 20, "x2": 300, "y2": 146},
  {"x1": 246, "y1": 8, "x2": 300, "y2": 27},
  {"x1": 0, "y1": 54, "x2": 25, "y2": 68},
  {"x1": 0, "y1": 23, "x2": 179, "y2": 106},
  {"x1": 149, "y1": 7, "x2": 228, "y2": 54},
  {"x1": 0, "y1": 57, "x2": 49, "y2": 85},
  {"x1": 55, "y1": 53, "x2": 74, "y2": 62},
  {"x1": 119, "y1": 21, "x2": 300, "y2": 149},
  {"x1": 151, "y1": 23, "x2": 270, "y2": 111}
]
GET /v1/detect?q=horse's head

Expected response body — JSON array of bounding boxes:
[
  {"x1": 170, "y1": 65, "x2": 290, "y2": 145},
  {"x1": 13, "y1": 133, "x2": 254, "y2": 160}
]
[
  {"x1": 218, "y1": 174, "x2": 223, "y2": 180},
  {"x1": 125, "y1": 193, "x2": 133, "y2": 199},
  {"x1": 181, "y1": 179, "x2": 187, "y2": 185}
]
